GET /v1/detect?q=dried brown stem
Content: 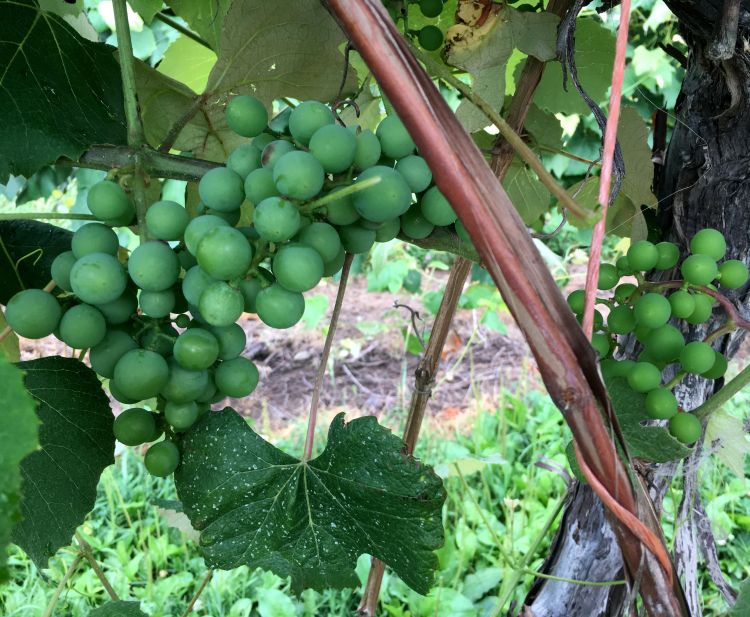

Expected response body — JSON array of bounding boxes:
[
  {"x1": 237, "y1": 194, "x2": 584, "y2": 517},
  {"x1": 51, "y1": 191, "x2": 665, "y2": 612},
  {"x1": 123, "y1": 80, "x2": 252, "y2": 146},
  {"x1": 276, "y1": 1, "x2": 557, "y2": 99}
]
[
  {"x1": 75, "y1": 532, "x2": 119, "y2": 601},
  {"x1": 180, "y1": 570, "x2": 214, "y2": 617}
]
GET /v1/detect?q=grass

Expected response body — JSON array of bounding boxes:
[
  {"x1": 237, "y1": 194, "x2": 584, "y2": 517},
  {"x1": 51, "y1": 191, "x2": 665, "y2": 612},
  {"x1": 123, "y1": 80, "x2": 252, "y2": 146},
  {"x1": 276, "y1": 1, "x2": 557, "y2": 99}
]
[{"x1": 1, "y1": 388, "x2": 748, "y2": 617}]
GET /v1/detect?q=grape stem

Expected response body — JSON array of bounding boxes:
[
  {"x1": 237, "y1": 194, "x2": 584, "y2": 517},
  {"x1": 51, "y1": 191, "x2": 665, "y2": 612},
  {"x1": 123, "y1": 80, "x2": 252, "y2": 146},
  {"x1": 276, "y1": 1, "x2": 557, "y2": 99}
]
[
  {"x1": 180, "y1": 570, "x2": 214, "y2": 617},
  {"x1": 41, "y1": 553, "x2": 84, "y2": 617},
  {"x1": 302, "y1": 253, "x2": 354, "y2": 461},
  {"x1": 75, "y1": 532, "x2": 119, "y2": 601},
  {"x1": 300, "y1": 175, "x2": 382, "y2": 214},
  {"x1": 664, "y1": 371, "x2": 686, "y2": 390},
  {"x1": 694, "y1": 360, "x2": 750, "y2": 420},
  {"x1": 154, "y1": 12, "x2": 212, "y2": 50},
  {"x1": 0, "y1": 212, "x2": 97, "y2": 222}
]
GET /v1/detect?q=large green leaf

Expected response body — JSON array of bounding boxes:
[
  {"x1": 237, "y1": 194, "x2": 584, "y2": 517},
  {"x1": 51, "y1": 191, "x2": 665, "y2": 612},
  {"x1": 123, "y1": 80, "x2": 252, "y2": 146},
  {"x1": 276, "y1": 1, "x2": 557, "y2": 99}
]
[
  {"x1": 175, "y1": 408, "x2": 446, "y2": 594},
  {"x1": 11, "y1": 356, "x2": 114, "y2": 570},
  {"x1": 502, "y1": 159, "x2": 551, "y2": 225},
  {"x1": 617, "y1": 107, "x2": 657, "y2": 208},
  {"x1": 0, "y1": 356, "x2": 39, "y2": 582},
  {"x1": 138, "y1": 0, "x2": 356, "y2": 161},
  {"x1": 89, "y1": 601, "x2": 148, "y2": 617},
  {"x1": 0, "y1": 0, "x2": 126, "y2": 181},
  {"x1": 0, "y1": 220, "x2": 73, "y2": 304},
  {"x1": 445, "y1": 6, "x2": 557, "y2": 132},
  {"x1": 157, "y1": 35, "x2": 217, "y2": 95},
  {"x1": 165, "y1": 0, "x2": 232, "y2": 50}
]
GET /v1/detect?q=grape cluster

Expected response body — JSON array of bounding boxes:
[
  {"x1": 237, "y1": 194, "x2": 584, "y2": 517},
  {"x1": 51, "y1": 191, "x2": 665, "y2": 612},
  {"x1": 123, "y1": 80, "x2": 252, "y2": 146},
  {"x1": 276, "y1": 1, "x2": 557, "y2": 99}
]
[
  {"x1": 381, "y1": 0, "x2": 446, "y2": 51},
  {"x1": 4, "y1": 94, "x2": 467, "y2": 477},
  {"x1": 567, "y1": 230, "x2": 748, "y2": 445}
]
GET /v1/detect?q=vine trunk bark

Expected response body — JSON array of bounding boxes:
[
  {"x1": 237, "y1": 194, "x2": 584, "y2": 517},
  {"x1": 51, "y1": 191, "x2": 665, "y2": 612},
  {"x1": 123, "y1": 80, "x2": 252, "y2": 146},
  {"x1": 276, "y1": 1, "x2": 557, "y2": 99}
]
[{"x1": 523, "y1": 7, "x2": 750, "y2": 615}]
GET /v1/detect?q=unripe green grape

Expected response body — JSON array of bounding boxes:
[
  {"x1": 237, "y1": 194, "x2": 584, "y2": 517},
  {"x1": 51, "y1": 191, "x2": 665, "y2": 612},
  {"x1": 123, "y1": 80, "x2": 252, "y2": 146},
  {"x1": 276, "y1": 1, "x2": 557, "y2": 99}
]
[
  {"x1": 607, "y1": 305, "x2": 636, "y2": 334},
  {"x1": 324, "y1": 189, "x2": 359, "y2": 226},
  {"x1": 174, "y1": 314, "x2": 191, "y2": 328},
  {"x1": 174, "y1": 328, "x2": 220, "y2": 370},
  {"x1": 614, "y1": 283, "x2": 637, "y2": 304},
  {"x1": 196, "y1": 226, "x2": 253, "y2": 281},
  {"x1": 288, "y1": 100, "x2": 335, "y2": 146},
  {"x1": 139, "y1": 289, "x2": 175, "y2": 318},
  {"x1": 395, "y1": 155, "x2": 432, "y2": 193},
  {"x1": 113, "y1": 408, "x2": 157, "y2": 446},
  {"x1": 184, "y1": 215, "x2": 229, "y2": 255},
  {"x1": 575, "y1": 309, "x2": 604, "y2": 330},
  {"x1": 227, "y1": 143, "x2": 262, "y2": 179},
  {"x1": 685, "y1": 293, "x2": 714, "y2": 324},
  {"x1": 655, "y1": 241, "x2": 680, "y2": 270},
  {"x1": 323, "y1": 247, "x2": 346, "y2": 277},
  {"x1": 225, "y1": 95, "x2": 268, "y2": 138},
  {"x1": 273, "y1": 151, "x2": 325, "y2": 200},
  {"x1": 627, "y1": 240, "x2": 659, "y2": 272},
  {"x1": 199, "y1": 281, "x2": 244, "y2": 327},
  {"x1": 400, "y1": 205, "x2": 435, "y2": 240},
  {"x1": 165, "y1": 400, "x2": 199, "y2": 432},
  {"x1": 244, "y1": 167, "x2": 280, "y2": 205},
  {"x1": 309, "y1": 124, "x2": 357, "y2": 173},
  {"x1": 681, "y1": 254, "x2": 718, "y2": 286},
  {"x1": 198, "y1": 167, "x2": 245, "y2": 213},
  {"x1": 418, "y1": 24, "x2": 444, "y2": 50},
  {"x1": 5, "y1": 289, "x2": 61, "y2": 339},
  {"x1": 718, "y1": 259, "x2": 749, "y2": 289},
  {"x1": 72, "y1": 223, "x2": 119, "y2": 259},
  {"x1": 261, "y1": 139, "x2": 295, "y2": 169},
  {"x1": 70, "y1": 253, "x2": 128, "y2": 305},
  {"x1": 601, "y1": 358, "x2": 636, "y2": 379},
  {"x1": 668, "y1": 290, "x2": 695, "y2": 319},
  {"x1": 375, "y1": 218, "x2": 401, "y2": 243},
  {"x1": 256, "y1": 284, "x2": 305, "y2": 329},
  {"x1": 145, "y1": 200, "x2": 190, "y2": 241},
  {"x1": 177, "y1": 249, "x2": 197, "y2": 271},
  {"x1": 113, "y1": 349, "x2": 170, "y2": 401},
  {"x1": 616, "y1": 255, "x2": 633, "y2": 276},
  {"x1": 128, "y1": 241, "x2": 180, "y2": 292},
  {"x1": 690, "y1": 228, "x2": 726, "y2": 260},
  {"x1": 702, "y1": 351, "x2": 728, "y2": 379},
  {"x1": 567, "y1": 289, "x2": 585, "y2": 314},
  {"x1": 209, "y1": 323, "x2": 246, "y2": 360},
  {"x1": 633, "y1": 293, "x2": 671, "y2": 328},
  {"x1": 420, "y1": 186, "x2": 457, "y2": 226},
  {"x1": 376, "y1": 115, "x2": 416, "y2": 159},
  {"x1": 159, "y1": 358, "x2": 209, "y2": 403},
  {"x1": 59, "y1": 304, "x2": 106, "y2": 349},
  {"x1": 253, "y1": 196, "x2": 301, "y2": 242},
  {"x1": 139, "y1": 322, "x2": 178, "y2": 357},
  {"x1": 626, "y1": 362, "x2": 662, "y2": 393},
  {"x1": 90, "y1": 330, "x2": 138, "y2": 378},
  {"x1": 597, "y1": 263, "x2": 619, "y2": 290},
  {"x1": 591, "y1": 332, "x2": 611, "y2": 358},
  {"x1": 679, "y1": 341, "x2": 716, "y2": 374},
  {"x1": 87, "y1": 180, "x2": 131, "y2": 221},
  {"x1": 644, "y1": 324, "x2": 684, "y2": 362},
  {"x1": 668, "y1": 413, "x2": 702, "y2": 444},
  {"x1": 182, "y1": 266, "x2": 215, "y2": 306},
  {"x1": 238, "y1": 277, "x2": 263, "y2": 313},
  {"x1": 419, "y1": 0, "x2": 443, "y2": 17},
  {"x1": 633, "y1": 324, "x2": 650, "y2": 343},
  {"x1": 272, "y1": 244, "x2": 324, "y2": 293},
  {"x1": 94, "y1": 290, "x2": 135, "y2": 325},
  {"x1": 215, "y1": 357, "x2": 259, "y2": 398},
  {"x1": 252, "y1": 132, "x2": 275, "y2": 152},
  {"x1": 144, "y1": 440, "x2": 180, "y2": 477},
  {"x1": 352, "y1": 166, "x2": 413, "y2": 223},
  {"x1": 645, "y1": 388, "x2": 678, "y2": 420},
  {"x1": 338, "y1": 223, "x2": 376, "y2": 254},
  {"x1": 297, "y1": 222, "x2": 342, "y2": 262},
  {"x1": 51, "y1": 250, "x2": 77, "y2": 292},
  {"x1": 353, "y1": 128, "x2": 382, "y2": 171}
]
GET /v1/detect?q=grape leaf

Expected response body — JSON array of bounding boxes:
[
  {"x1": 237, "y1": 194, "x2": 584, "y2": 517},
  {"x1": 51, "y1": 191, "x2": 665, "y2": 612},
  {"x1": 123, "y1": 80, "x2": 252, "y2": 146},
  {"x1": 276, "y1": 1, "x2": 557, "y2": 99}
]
[
  {"x1": 0, "y1": 356, "x2": 39, "y2": 582},
  {"x1": 733, "y1": 579, "x2": 750, "y2": 616},
  {"x1": 128, "y1": 0, "x2": 163, "y2": 23},
  {"x1": 157, "y1": 35, "x2": 217, "y2": 95},
  {"x1": 89, "y1": 601, "x2": 148, "y2": 617},
  {"x1": 165, "y1": 0, "x2": 232, "y2": 50},
  {"x1": 567, "y1": 179, "x2": 648, "y2": 240},
  {"x1": 502, "y1": 159, "x2": 551, "y2": 225},
  {"x1": 524, "y1": 104, "x2": 563, "y2": 150},
  {"x1": 175, "y1": 408, "x2": 446, "y2": 594},
  {"x1": 445, "y1": 6, "x2": 558, "y2": 132},
  {"x1": 705, "y1": 410, "x2": 750, "y2": 479},
  {"x1": 617, "y1": 107, "x2": 657, "y2": 208},
  {"x1": 533, "y1": 19, "x2": 615, "y2": 116},
  {"x1": 11, "y1": 357, "x2": 114, "y2": 570},
  {"x1": 0, "y1": 0, "x2": 126, "y2": 181},
  {"x1": 0, "y1": 220, "x2": 73, "y2": 303},
  {"x1": 604, "y1": 377, "x2": 691, "y2": 463}
]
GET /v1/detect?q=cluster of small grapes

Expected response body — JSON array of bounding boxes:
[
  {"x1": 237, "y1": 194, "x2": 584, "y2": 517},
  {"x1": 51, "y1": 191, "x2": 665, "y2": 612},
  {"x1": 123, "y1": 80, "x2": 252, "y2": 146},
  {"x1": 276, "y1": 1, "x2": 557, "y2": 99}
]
[
  {"x1": 3, "y1": 93, "x2": 466, "y2": 477},
  {"x1": 567, "y1": 229, "x2": 748, "y2": 445},
  {"x1": 381, "y1": 0, "x2": 446, "y2": 50}
]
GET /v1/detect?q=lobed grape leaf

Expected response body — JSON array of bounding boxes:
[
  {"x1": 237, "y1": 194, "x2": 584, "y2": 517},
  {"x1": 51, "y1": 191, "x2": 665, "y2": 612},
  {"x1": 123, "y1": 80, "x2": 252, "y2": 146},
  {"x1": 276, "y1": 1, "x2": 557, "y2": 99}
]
[
  {"x1": 605, "y1": 377, "x2": 691, "y2": 463},
  {"x1": 617, "y1": 107, "x2": 657, "y2": 208},
  {"x1": 175, "y1": 408, "x2": 446, "y2": 594},
  {"x1": 445, "y1": 6, "x2": 558, "y2": 132},
  {"x1": 502, "y1": 159, "x2": 552, "y2": 225},
  {"x1": 0, "y1": 356, "x2": 39, "y2": 582},
  {"x1": 0, "y1": 220, "x2": 73, "y2": 303},
  {"x1": 89, "y1": 601, "x2": 148, "y2": 617},
  {"x1": 705, "y1": 410, "x2": 750, "y2": 479},
  {"x1": 566, "y1": 179, "x2": 648, "y2": 240},
  {"x1": 11, "y1": 357, "x2": 114, "y2": 570},
  {"x1": 157, "y1": 35, "x2": 217, "y2": 95},
  {"x1": 0, "y1": 0, "x2": 126, "y2": 181},
  {"x1": 165, "y1": 0, "x2": 232, "y2": 51}
]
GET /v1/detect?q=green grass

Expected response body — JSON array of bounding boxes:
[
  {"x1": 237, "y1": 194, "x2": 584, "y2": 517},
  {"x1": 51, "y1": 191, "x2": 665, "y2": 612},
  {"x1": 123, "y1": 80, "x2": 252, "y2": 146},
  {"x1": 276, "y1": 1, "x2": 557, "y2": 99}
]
[{"x1": 1, "y1": 389, "x2": 748, "y2": 617}]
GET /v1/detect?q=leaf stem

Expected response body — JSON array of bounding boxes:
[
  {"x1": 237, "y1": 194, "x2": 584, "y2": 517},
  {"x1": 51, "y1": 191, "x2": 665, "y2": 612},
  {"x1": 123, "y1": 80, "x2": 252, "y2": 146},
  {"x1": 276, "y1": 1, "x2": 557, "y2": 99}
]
[
  {"x1": 75, "y1": 532, "x2": 119, "y2": 601},
  {"x1": 0, "y1": 212, "x2": 97, "y2": 222},
  {"x1": 41, "y1": 554, "x2": 83, "y2": 617},
  {"x1": 180, "y1": 570, "x2": 214, "y2": 617},
  {"x1": 694, "y1": 361, "x2": 750, "y2": 420},
  {"x1": 302, "y1": 253, "x2": 353, "y2": 461},
  {"x1": 154, "y1": 12, "x2": 212, "y2": 50},
  {"x1": 300, "y1": 175, "x2": 382, "y2": 214}
]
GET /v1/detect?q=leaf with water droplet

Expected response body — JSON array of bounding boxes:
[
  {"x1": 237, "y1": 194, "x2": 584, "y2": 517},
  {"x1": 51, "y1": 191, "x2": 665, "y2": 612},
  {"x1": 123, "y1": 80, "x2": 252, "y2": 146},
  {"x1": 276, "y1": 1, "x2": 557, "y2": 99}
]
[{"x1": 175, "y1": 408, "x2": 446, "y2": 593}]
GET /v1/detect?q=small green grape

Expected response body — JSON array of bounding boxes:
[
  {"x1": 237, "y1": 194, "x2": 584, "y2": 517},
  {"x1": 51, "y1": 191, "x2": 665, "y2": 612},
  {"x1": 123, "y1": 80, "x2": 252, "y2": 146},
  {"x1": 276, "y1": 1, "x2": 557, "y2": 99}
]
[
  {"x1": 238, "y1": 277, "x2": 263, "y2": 313},
  {"x1": 90, "y1": 330, "x2": 138, "y2": 378},
  {"x1": 634, "y1": 323, "x2": 652, "y2": 342},
  {"x1": 88, "y1": 180, "x2": 132, "y2": 222},
  {"x1": 655, "y1": 241, "x2": 680, "y2": 270},
  {"x1": 160, "y1": 358, "x2": 209, "y2": 403},
  {"x1": 679, "y1": 341, "x2": 716, "y2": 374},
  {"x1": 184, "y1": 215, "x2": 230, "y2": 255},
  {"x1": 72, "y1": 223, "x2": 119, "y2": 259},
  {"x1": 352, "y1": 128, "x2": 382, "y2": 171},
  {"x1": 139, "y1": 289, "x2": 176, "y2": 318},
  {"x1": 251, "y1": 132, "x2": 275, "y2": 153},
  {"x1": 322, "y1": 248, "x2": 346, "y2": 277},
  {"x1": 420, "y1": 186, "x2": 456, "y2": 226},
  {"x1": 325, "y1": 189, "x2": 360, "y2": 226},
  {"x1": 128, "y1": 241, "x2": 180, "y2": 292},
  {"x1": 113, "y1": 408, "x2": 157, "y2": 446},
  {"x1": 376, "y1": 115, "x2": 416, "y2": 159},
  {"x1": 352, "y1": 166, "x2": 413, "y2": 223},
  {"x1": 5, "y1": 289, "x2": 62, "y2": 339},
  {"x1": 227, "y1": 143, "x2": 262, "y2": 179},
  {"x1": 273, "y1": 151, "x2": 325, "y2": 200},
  {"x1": 261, "y1": 140, "x2": 295, "y2": 170},
  {"x1": 645, "y1": 388, "x2": 678, "y2": 420},
  {"x1": 607, "y1": 305, "x2": 636, "y2": 334},
  {"x1": 597, "y1": 263, "x2": 619, "y2": 290},
  {"x1": 626, "y1": 362, "x2": 662, "y2": 393},
  {"x1": 668, "y1": 413, "x2": 702, "y2": 444},
  {"x1": 255, "y1": 284, "x2": 305, "y2": 329},
  {"x1": 288, "y1": 101, "x2": 335, "y2": 146},
  {"x1": 209, "y1": 323, "x2": 246, "y2": 360},
  {"x1": 297, "y1": 222, "x2": 342, "y2": 263},
  {"x1": 627, "y1": 240, "x2": 659, "y2": 271},
  {"x1": 253, "y1": 196, "x2": 301, "y2": 242},
  {"x1": 273, "y1": 244, "x2": 324, "y2": 292},
  {"x1": 198, "y1": 281, "x2": 244, "y2": 327},
  {"x1": 685, "y1": 293, "x2": 714, "y2": 324},
  {"x1": 146, "y1": 200, "x2": 190, "y2": 241},
  {"x1": 182, "y1": 266, "x2": 215, "y2": 306},
  {"x1": 681, "y1": 254, "x2": 718, "y2": 286},
  {"x1": 644, "y1": 324, "x2": 684, "y2": 362},
  {"x1": 309, "y1": 124, "x2": 357, "y2": 173},
  {"x1": 400, "y1": 206, "x2": 435, "y2": 240},
  {"x1": 113, "y1": 349, "x2": 170, "y2": 401},
  {"x1": 338, "y1": 223, "x2": 376, "y2": 254},
  {"x1": 718, "y1": 259, "x2": 749, "y2": 289},
  {"x1": 215, "y1": 357, "x2": 259, "y2": 398},
  {"x1": 668, "y1": 290, "x2": 695, "y2": 319},
  {"x1": 395, "y1": 155, "x2": 432, "y2": 193},
  {"x1": 144, "y1": 440, "x2": 180, "y2": 477},
  {"x1": 614, "y1": 283, "x2": 637, "y2": 304},
  {"x1": 174, "y1": 314, "x2": 191, "y2": 328},
  {"x1": 198, "y1": 167, "x2": 245, "y2": 213},
  {"x1": 196, "y1": 227, "x2": 253, "y2": 281},
  {"x1": 419, "y1": 0, "x2": 443, "y2": 17},
  {"x1": 70, "y1": 253, "x2": 128, "y2": 305},
  {"x1": 633, "y1": 293, "x2": 671, "y2": 328},
  {"x1": 702, "y1": 352, "x2": 728, "y2": 379},
  {"x1": 591, "y1": 332, "x2": 611, "y2": 358},
  {"x1": 600, "y1": 358, "x2": 635, "y2": 379},
  {"x1": 690, "y1": 228, "x2": 726, "y2": 260},
  {"x1": 375, "y1": 218, "x2": 401, "y2": 243},
  {"x1": 418, "y1": 24, "x2": 443, "y2": 50},
  {"x1": 616, "y1": 255, "x2": 633, "y2": 276},
  {"x1": 244, "y1": 167, "x2": 280, "y2": 205},
  {"x1": 51, "y1": 250, "x2": 77, "y2": 292},
  {"x1": 567, "y1": 290, "x2": 585, "y2": 314},
  {"x1": 173, "y1": 328, "x2": 220, "y2": 370},
  {"x1": 59, "y1": 304, "x2": 107, "y2": 349},
  {"x1": 165, "y1": 401, "x2": 199, "y2": 432},
  {"x1": 225, "y1": 95, "x2": 268, "y2": 138},
  {"x1": 575, "y1": 309, "x2": 604, "y2": 330}
]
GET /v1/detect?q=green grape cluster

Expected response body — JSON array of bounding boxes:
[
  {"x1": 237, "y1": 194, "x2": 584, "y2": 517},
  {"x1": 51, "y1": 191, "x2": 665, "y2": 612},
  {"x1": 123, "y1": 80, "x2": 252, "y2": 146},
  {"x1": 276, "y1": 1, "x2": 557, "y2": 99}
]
[
  {"x1": 566, "y1": 230, "x2": 748, "y2": 445},
  {"x1": 380, "y1": 0, "x2": 446, "y2": 51},
  {"x1": 4, "y1": 95, "x2": 466, "y2": 477}
]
